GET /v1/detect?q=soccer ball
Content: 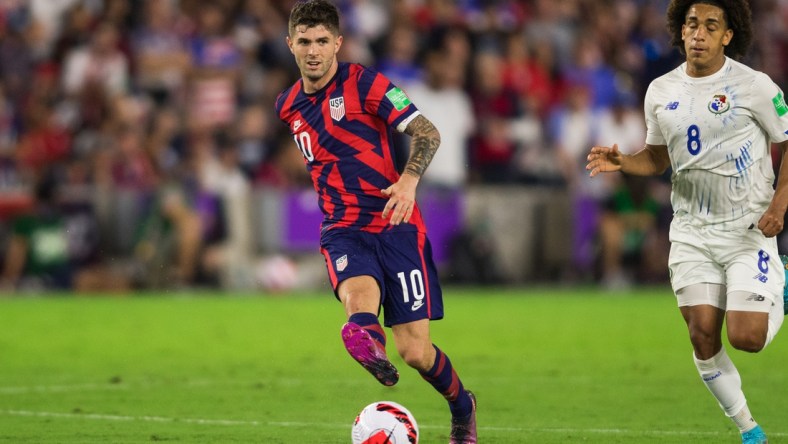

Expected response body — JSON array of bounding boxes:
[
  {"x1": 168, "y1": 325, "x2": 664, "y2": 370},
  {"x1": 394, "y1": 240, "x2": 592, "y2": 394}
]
[
  {"x1": 254, "y1": 255, "x2": 298, "y2": 292},
  {"x1": 351, "y1": 401, "x2": 419, "y2": 444}
]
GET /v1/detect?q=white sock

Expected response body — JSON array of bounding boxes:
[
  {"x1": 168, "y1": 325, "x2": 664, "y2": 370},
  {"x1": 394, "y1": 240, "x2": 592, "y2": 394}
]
[
  {"x1": 765, "y1": 297, "x2": 784, "y2": 349},
  {"x1": 693, "y1": 348, "x2": 755, "y2": 432},
  {"x1": 730, "y1": 405, "x2": 758, "y2": 433}
]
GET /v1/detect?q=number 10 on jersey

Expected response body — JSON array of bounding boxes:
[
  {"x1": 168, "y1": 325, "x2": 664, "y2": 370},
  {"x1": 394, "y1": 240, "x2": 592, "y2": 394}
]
[{"x1": 294, "y1": 131, "x2": 314, "y2": 161}]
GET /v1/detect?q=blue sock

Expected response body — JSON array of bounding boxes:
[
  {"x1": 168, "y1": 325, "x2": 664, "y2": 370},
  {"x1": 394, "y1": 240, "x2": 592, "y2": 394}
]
[
  {"x1": 420, "y1": 345, "x2": 473, "y2": 418},
  {"x1": 348, "y1": 312, "x2": 386, "y2": 350}
]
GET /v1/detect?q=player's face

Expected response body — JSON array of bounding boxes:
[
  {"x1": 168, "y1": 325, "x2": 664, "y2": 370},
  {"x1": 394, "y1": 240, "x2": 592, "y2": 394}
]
[
  {"x1": 287, "y1": 25, "x2": 343, "y2": 92},
  {"x1": 681, "y1": 3, "x2": 733, "y2": 77}
]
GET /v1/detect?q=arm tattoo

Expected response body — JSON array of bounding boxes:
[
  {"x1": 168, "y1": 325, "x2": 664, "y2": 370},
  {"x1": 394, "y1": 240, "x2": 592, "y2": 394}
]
[{"x1": 402, "y1": 115, "x2": 441, "y2": 178}]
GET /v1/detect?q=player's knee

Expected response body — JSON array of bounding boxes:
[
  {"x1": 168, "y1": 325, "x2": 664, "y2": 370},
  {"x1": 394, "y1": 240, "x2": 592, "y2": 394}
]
[
  {"x1": 398, "y1": 347, "x2": 431, "y2": 371},
  {"x1": 688, "y1": 329, "x2": 719, "y2": 358},
  {"x1": 728, "y1": 330, "x2": 766, "y2": 353}
]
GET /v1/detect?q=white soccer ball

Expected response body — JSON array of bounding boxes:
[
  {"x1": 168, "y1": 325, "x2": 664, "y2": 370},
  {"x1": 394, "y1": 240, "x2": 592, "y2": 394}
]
[{"x1": 351, "y1": 401, "x2": 419, "y2": 444}]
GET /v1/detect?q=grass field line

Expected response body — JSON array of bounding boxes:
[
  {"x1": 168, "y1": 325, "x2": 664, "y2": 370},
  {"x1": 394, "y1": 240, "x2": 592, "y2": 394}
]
[
  {"x1": 2, "y1": 409, "x2": 261, "y2": 426},
  {"x1": 0, "y1": 379, "x2": 260, "y2": 394},
  {"x1": 0, "y1": 383, "x2": 129, "y2": 394},
  {"x1": 2, "y1": 409, "x2": 785, "y2": 438}
]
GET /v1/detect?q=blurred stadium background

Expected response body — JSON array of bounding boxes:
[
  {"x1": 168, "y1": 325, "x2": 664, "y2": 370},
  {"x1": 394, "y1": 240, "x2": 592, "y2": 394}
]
[
  {"x1": 2, "y1": 2, "x2": 788, "y2": 443},
  {"x1": 0, "y1": 0, "x2": 786, "y2": 294}
]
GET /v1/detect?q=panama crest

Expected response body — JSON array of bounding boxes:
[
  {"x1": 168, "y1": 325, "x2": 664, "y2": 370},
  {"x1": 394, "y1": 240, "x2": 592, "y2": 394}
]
[{"x1": 708, "y1": 94, "x2": 730, "y2": 114}]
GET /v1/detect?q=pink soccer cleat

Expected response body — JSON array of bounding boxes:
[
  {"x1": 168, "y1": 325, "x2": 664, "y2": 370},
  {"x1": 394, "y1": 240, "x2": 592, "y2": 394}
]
[
  {"x1": 341, "y1": 322, "x2": 399, "y2": 386},
  {"x1": 449, "y1": 391, "x2": 477, "y2": 444}
]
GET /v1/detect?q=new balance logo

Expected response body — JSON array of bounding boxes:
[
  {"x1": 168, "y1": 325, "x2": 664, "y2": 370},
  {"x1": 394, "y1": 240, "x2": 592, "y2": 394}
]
[
  {"x1": 411, "y1": 300, "x2": 424, "y2": 311},
  {"x1": 753, "y1": 273, "x2": 768, "y2": 283},
  {"x1": 703, "y1": 371, "x2": 722, "y2": 382},
  {"x1": 746, "y1": 293, "x2": 766, "y2": 302},
  {"x1": 665, "y1": 101, "x2": 680, "y2": 110}
]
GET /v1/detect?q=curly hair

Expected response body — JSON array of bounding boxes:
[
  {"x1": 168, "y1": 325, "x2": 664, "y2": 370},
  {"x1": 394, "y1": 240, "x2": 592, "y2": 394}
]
[
  {"x1": 288, "y1": 0, "x2": 341, "y2": 37},
  {"x1": 666, "y1": 0, "x2": 752, "y2": 60}
]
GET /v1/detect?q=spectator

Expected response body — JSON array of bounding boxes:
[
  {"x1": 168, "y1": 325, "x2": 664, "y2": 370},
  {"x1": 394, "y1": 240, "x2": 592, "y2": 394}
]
[
  {"x1": 28, "y1": 0, "x2": 87, "y2": 60},
  {"x1": 598, "y1": 175, "x2": 661, "y2": 289},
  {"x1": 550, "y1": 79, "x2": 600, "y2": 280},
  {"x1": 197, "y1": 131, "x2": 254, "y2": 289},
  {"x1": 338, "y1": 0, "x2": 389, "y2": 43},
  {"x1": 0, "y1": 2, "x2": 35, "y2": 106},
  {"x1": 130, "y1": 0, "x2": 192, "y2": 105},
  {"x1": 234, "y1": 103, "x2": 270, "y2": 178},
  {"x1": 185, "y1": 2, "x2": 242, "y2": 129},
  {"x1": 61, "y1": 21, "x2": 129, "y2": 98},
  {"x1": 0, "y1": 83, "x2": 27, "y2": 221},
  {"x1": 405, "y1": 47, "x2": 474, "y2": 189},
  {"x1": 51, "y1": 2, "x2": 97, "y2": 67},
  {"x1": 247, "y1": 0, "x2": 293, "y2": 72},
  {"x1": 0, "y1": 171, "x2": 129, "y2": 292},
  {"x1": 411, "y1": 0, "x2": 465, "y2": 30},
  {"x1": 437, "y1": 24, "x2": 472, "y2": 76},
  {"x1": 468, "y1": 50, "x2": 522, "y2": 183},
  {"x1": 144, "y1": 106, "x2": 184, "y2": 179},
  {"x1": 374, "y1": 24, "x2": 423, "y2": 89},
  {"x1": 0, "y1": 82, "x2": 18, "y2": 155},
  {"x1": 595, "y1": 88, "x2": 673, "y2": 287},
  {"x1": 110, "y1": 124, "x2": 158, "y2": 191},
  {"x1": 132, "y1": 183, "x2": 203, "y2": 289},
  {"x1": 594, "y1": 89, "x2": 645, "y2": 172},
  {"x1": 502, "y1": 32, "x2": 553, "y2": 117},
  {"x1": 15, "y1": 100, "x2": 72, "y2": 177},
  {"x1": 562, "y1": 34, "x2": 619, "y2": 110}
]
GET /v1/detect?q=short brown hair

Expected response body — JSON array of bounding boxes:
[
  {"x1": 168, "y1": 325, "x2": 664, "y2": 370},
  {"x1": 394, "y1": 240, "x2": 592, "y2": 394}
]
[
  {"x1": 666, "y1": 0, "x2": 753, "y2": 60},
  {"x1": 288, "y1": 0, "x2": 340, "y2": 37}
]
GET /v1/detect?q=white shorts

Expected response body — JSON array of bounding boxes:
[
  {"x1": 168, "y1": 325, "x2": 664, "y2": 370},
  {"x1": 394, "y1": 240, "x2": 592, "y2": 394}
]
[
  {"x1": 668, "y1": 220, "x2": 784, "y2": 308},
  {"x1": 675, "y1": 284, "x2": 777, "y2": 312}
]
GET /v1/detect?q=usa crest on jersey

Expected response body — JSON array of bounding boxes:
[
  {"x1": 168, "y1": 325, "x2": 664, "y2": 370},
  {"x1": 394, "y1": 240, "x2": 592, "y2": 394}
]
[{"x1": 329, "y1": 96, "x2": 345, "y2": 121}]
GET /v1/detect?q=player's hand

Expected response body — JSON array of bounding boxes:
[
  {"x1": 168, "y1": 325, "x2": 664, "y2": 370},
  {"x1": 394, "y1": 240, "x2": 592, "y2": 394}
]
[
  {"x1": 381, "y1": 173, "x2": 418, "y2": 225},
  {"x1": 586, "y1": 144, "x2": 623, "y2": 177},
  {"x1": 757, "y1": 206, "x2": 785, "y2": 238}
]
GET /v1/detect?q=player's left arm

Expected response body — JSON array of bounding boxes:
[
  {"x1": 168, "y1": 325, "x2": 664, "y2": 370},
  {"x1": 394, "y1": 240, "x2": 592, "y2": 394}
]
[
  {"x1": 401, "y1": 114, "x2": 441, "y2": 178},
  {"x1": 381, "y1": 115, "x2": 441, "y2": 225},
  {"x1": 759, "y1": 140, "x2": 788, "y2": 238},
  {"x1": 753, "y1": 76, "x2": 788, "y2": 237}
]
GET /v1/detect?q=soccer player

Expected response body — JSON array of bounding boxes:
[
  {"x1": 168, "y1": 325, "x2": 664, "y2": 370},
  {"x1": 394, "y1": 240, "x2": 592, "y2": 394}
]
[
  {"x1": 586, "y1": 1, "x2": 788, "y2": 443},
  {"x1": 275, "y1": 1, "x2": 477, "y2": 442}
]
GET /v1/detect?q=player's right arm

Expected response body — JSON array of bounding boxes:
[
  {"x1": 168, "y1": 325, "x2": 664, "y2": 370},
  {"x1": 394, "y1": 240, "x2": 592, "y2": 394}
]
[
  {"x1": 586, "y1": 143, "x2": 670, "y2": 177},
  {"x1": 589, "y1": 78, "x2": 671, "y2": 178}
]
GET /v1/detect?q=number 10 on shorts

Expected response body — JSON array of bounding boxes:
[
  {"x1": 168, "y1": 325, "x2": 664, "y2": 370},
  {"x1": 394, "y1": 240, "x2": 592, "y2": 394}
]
[{"x1": 398, "y1": 270, "x2": 425, "y2": 306}]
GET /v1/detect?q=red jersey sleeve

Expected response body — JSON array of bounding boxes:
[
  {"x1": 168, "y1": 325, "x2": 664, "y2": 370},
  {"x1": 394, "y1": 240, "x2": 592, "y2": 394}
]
[{"x1": 355, "y1": 67, "x2": 421, "y2": 132}]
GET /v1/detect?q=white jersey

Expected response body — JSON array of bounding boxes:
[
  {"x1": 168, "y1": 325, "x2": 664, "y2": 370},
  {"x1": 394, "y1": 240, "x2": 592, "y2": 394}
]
[{"x1": 644, "y1": 57, "x2": 788, "y2": 230}]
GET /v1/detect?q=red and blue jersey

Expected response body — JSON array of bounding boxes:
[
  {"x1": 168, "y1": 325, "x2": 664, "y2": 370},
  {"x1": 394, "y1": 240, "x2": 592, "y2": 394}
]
[{"x1": 276, "y1": 62, "x2": 426, "y2": 234}]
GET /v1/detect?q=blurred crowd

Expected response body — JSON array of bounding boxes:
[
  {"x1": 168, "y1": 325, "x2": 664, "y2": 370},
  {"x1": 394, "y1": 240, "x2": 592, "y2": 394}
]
[{"x1": 0, "y1": 0, "x2": 786, "y2": 293}]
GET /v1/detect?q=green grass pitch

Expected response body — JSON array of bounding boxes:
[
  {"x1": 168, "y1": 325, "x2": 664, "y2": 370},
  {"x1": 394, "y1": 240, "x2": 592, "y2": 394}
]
[{"x1": 0, "y1": 286, "x2": 785, "y2": 443}]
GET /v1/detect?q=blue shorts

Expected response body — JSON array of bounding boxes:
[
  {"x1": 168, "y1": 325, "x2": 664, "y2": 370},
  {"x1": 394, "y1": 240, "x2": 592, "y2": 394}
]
[{"x1": 320, "y1": 229, "x2": 444, "y2": 327}]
